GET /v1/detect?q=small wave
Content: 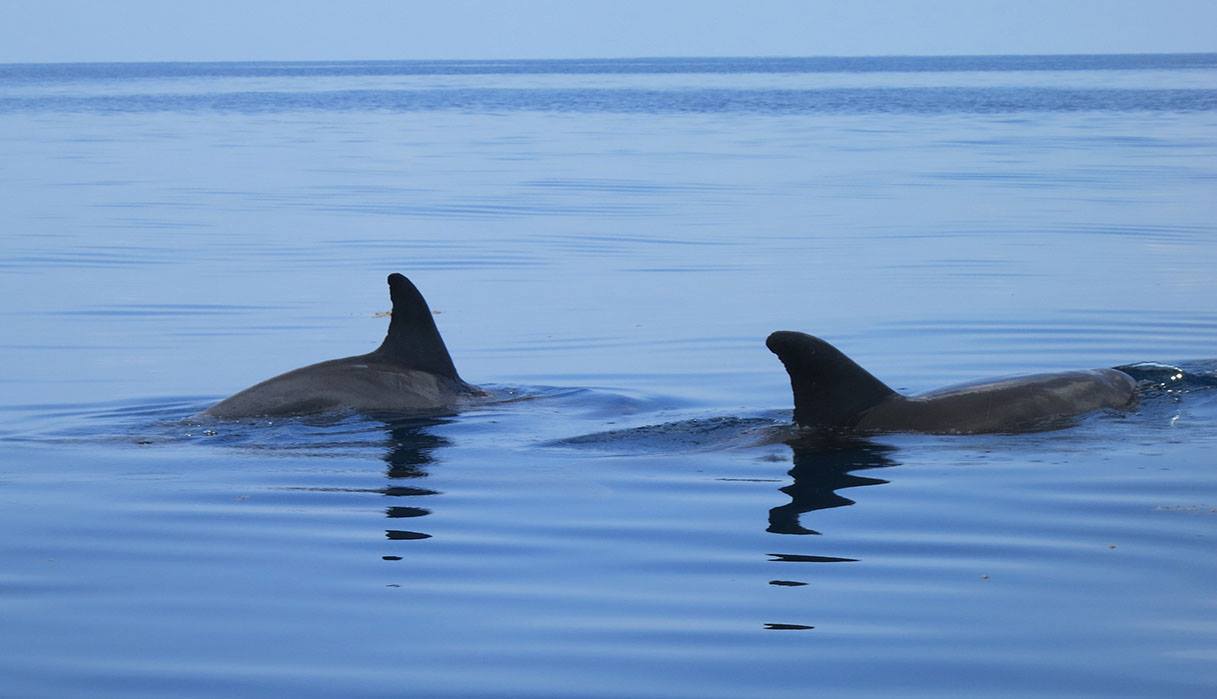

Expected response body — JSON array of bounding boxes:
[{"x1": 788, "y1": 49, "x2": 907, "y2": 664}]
[
  {"x1": 5, "y1": 86, "x2": 1215, "y2": 116},
  {"x1": 1116, "y1": 360, "x2": 1217, "y2": 394},
  {"x1": 550, "y1": 414, "x2": 793, "y2": 453},
  {"x1": 0, "y1": 382, "x2": 691, "y2": 454}
]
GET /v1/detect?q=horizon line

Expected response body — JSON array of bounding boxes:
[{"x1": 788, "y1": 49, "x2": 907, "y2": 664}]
[{"x1": 4, "y1": 51, "x2": 1215, "y2": 68}]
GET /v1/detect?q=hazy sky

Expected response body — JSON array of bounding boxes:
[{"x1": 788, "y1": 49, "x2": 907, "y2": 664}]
[{"x1": 3, "y1": 0, "x2": 1215, "y2": 64}]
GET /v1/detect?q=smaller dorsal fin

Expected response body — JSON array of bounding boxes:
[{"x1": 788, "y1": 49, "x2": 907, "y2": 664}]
[
  {"x1": 766, "y1": 331, "x2": 897, "y2": 431},
  {"x1": 373, "y1": 273, "x2": 461, "y2": 381}
]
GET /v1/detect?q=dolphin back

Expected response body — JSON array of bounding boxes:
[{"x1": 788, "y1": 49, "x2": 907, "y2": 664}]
[
  {"x1": 766, "y1": 329, "x2": 1141, "y2": 435},
  {"x1": 199, "y1": 273, "x2": 472, "y2": 419},
  {"x1": 374, "y1": 273, "x2": 463, "y2": 382},
  {"x1": 766, "y1": 331, "x2": 898, "y2": 431}
]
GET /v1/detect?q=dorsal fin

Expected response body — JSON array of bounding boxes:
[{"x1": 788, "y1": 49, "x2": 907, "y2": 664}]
[
  {"x1": 373, "y1": 273, "x2": 462, "y2": 381},
  {"x1": 766, "y1": 331, "x2": 897, "y2": 431}
]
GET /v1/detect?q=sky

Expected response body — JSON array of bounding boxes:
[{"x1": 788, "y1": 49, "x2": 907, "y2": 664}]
[{"x1": 2, "y1": 0, "x2": 1215, "y2": 64}]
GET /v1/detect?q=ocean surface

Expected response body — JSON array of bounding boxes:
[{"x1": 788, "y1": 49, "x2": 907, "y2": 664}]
[{"x1": 2, "y1": 54, "x2": 1217, "y2": 697}]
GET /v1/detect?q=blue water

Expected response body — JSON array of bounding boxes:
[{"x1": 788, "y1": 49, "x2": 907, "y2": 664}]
[{"x1": 2, "y1": 54, "x2": 1217, "y2": 697}]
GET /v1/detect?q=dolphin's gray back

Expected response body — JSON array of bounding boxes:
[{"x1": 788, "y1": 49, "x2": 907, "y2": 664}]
[
  {"x1": 202, "y1": 355, "x2": 471, "y2": 419},
  {"x1": 200, "y1": 273, "x2": 473, "y2": 419},
  {"x1": 859, "y1": 368, "x2": 1137, "y2": 434},
  {"x1": 766, "y1": 330, "x2": 1139, "y2": 434}
]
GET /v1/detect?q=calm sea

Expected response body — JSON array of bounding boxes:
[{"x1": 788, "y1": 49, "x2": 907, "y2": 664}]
[{"x1": 2, "y1": 55, "x2": 1217, "y2": 698}]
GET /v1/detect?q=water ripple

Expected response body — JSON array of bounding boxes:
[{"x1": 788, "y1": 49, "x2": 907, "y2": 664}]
[{"x1": 4, "y1": 86, "x2": 1215, "y2": 115}]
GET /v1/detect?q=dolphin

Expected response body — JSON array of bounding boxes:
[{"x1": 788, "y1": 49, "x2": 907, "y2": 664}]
[
  {"x1": 766, "y1": 331, "x2": 1137, "y2": 434},
  {"x1": 201, "y1": 273, "x2": 480, "y2": 419}
]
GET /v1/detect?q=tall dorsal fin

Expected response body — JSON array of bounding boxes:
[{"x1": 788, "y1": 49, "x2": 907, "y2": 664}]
[
  {"x1": 766, "y1": 331, "x2": 897, "y2": 431},
  {"x1": 373, "y1": 273, "x2": 461, "y2": 381}
]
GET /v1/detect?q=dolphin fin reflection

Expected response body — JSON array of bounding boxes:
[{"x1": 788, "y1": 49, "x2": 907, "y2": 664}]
[
  {"x1": 379, "y1": 416, "x2": 451, "y2": 550},
  {"x1": 768, "y1": 437, "x2": 897, "y2": 536}
]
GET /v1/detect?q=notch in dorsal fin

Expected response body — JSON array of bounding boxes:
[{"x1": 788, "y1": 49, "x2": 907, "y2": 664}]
[
  {"x1": 766, "y1": 331, "x2": 897, "y2": 431},
  {"x1": 374, "y1": 273, "x2": 462, "y2": 381}
]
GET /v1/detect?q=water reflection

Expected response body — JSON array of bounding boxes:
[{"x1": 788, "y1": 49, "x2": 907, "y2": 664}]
[
  {"x1": 765, "y1": 437, "x2": 897, "y2": 595},
  {"x1": 376, "y1": 415, "x2": 451, "y2": 545},
  {"x1": 769, "y1": 437, "x2": 897, "y2": 536}
]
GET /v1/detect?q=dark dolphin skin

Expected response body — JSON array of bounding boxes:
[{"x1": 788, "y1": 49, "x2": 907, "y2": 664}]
[
  {"x1": 201, "y1": 274, "x2": 480, "y2": 419},
  {"x1": 766, "y1": 331, "x2": 1137, "y2": 434}
]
